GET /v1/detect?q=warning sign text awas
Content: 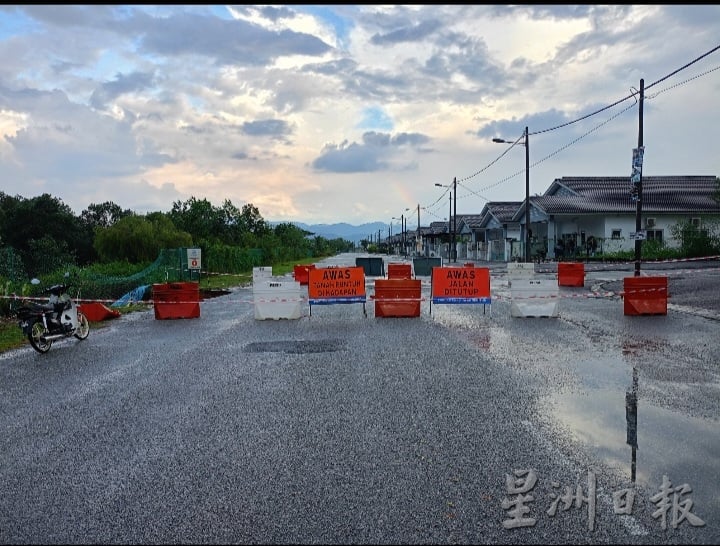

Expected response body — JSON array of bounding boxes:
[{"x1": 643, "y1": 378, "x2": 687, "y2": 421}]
[
  {"x1": 308, "y1": 266, "x2": 366, "y2": 304},
  {"x1": 431, "y1": 266, "x2": 491, "y2": 304}
]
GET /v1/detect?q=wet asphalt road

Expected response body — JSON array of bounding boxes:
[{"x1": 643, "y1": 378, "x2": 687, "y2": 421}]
[{"x1": 0, "y1": 254, "x2": 718, "y2": 545}]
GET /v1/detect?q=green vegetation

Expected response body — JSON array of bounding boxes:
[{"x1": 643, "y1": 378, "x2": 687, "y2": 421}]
[
  {"x1": 594, "y1": 218, "x2": 720, "y2": 262},
  {"x1": 0, "y1": 191, "x2": 353, "y2": 353}
]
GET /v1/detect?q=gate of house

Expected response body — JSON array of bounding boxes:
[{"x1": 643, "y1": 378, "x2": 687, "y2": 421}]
[{"x1": 490, "y1": 240, "x2": 505, "y2": 261}]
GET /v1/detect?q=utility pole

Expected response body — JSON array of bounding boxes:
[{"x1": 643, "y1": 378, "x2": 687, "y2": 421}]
[
  {"x1": 416, "y1": 203, "x2": 421, "y2": 256},
  {"x1": 452, "y1": 176, "x2": 457, "y2": 262},
  {"x1": 634, "y1": 79, "x2": 644, "y2": 277},
  {"x1": 448, "y1": 192, "x2": 452, "y2": 260},
  {"x1": 524, "y1": 127, "x2": 530, "y2": 263}
]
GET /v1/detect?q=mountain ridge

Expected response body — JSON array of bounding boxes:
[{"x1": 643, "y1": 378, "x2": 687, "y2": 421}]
[{"x1": 270, "y1": 221, "x2": 388, "y2": 243}]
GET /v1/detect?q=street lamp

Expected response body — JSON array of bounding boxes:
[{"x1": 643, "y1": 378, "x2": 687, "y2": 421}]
[
  {"x1": 387, "y1": 220, "x2": 392, "y2": 255},
  {"x1": 435, "y1": 177, "x2": 457, "y2": 262},
  {"x1": 393, "y1": 214, "x2": 407, "y2": 256},
  {"x1": 404, "y1": 207, "x2": 413, "y2": 257},
  {"x1": 391, "y1": 216, "x2": 401, "y2": 255},
  {"x1": 493, "y1": 126, "x2": 530, "y2": 263}
]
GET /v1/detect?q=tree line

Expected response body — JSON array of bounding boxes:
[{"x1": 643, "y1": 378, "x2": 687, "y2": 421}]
[{"x1": 0, "y1": 192, "x2": 353, "y2": 277}]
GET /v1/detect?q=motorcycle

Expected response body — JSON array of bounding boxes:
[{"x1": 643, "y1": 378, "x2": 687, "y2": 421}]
[{"x1": 16, "y1": 274, "x2": 90, "y2": 353}]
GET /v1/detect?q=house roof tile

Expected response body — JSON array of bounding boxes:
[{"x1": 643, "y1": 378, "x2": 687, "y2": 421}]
[{"x1": 539, "y1": 175, "x2": 720, "y2": 214}]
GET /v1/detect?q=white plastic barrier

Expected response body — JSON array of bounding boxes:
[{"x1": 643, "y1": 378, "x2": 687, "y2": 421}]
[
  {"x1": 252, "y1": 266, "x2": 273, "y2": 283},
  {"x1": 510, "y1": 278, "x2": 559, "y2": 318},
  {"x1": 506, "y1": 262, "x2": 536, "y2": 280},
  {"x1": 253, "y1": 279, "x2": 304, "y2": 320}
]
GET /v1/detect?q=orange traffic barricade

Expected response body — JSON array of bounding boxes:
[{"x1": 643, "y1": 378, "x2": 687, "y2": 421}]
[
  {"x1": 152, "y1": 282, "x2": 201, "y2": 319},
  {"x1": 623, "y1": 276, "x2": 668, "y2": 315},
  {"x1": 558, "y1": 262, "x2": 585, "y2": 287},
  {"x1": 373, "y1": 278, "x2": 422, "y2": 317},
  {"x1": 293, "y1": 264, "x2": 316, "y2": 285},
  {"x1": 387, "y1": 263, "x2": 412, "y2": 279}
]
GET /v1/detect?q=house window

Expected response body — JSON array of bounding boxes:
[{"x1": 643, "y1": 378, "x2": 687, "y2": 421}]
[
  {"x1": 646, "y1": 229, "x2": 663, "y2": 243},
  {"x1": 690, "y1": 217, "x2": 701, "y2": 227},
  {"x1": 611, "y1": 229, "x2": 622, "y2": 239}
]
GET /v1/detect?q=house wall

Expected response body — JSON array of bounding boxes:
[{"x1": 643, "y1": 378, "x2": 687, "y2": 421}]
[{"x1": 559, "y1": 214, "x2": 703, "y2": 254}]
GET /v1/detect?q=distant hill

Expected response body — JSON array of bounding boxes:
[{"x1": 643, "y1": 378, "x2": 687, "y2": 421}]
[{"x1": 270, "y1": 221, "x2": 388, "y2": 244}]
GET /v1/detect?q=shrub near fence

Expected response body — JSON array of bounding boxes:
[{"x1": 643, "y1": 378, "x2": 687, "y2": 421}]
[
  {"x1": 204, "y1": 244, "x2": 264, "y2": 274},
  {"x1": 0, "y1": 247, "x2": 26, "y2": 283}
]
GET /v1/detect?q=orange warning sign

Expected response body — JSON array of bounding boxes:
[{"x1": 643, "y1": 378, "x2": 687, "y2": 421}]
[
  {"x1": 431, "y1": 266, "x2": 491, "y2": 304},
  {"x1": 308, "y1": 266, "x2": 366, "y2": 304}
]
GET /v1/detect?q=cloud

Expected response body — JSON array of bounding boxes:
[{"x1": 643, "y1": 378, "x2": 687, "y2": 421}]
[
  {"x1": 133, "y1": 11, "x2": 334, "y2": 67},
  {"x1": 241, "y1": 119, "x2": 292, "y2": 138},
  {"x1": 0, "y1": 5, "x2": 717, "y2": 224},
  {"x1": 90, "y1": 71, "x2": 156, "y2": 109},
  {"x1": 312, "y1": 131, "x2": 430, "y2": 173}
]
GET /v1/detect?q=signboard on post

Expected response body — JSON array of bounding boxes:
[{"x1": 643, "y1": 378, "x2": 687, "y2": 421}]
[
  {"x1": 629, "y1": 231, "x2": 646, "y2": 241},
  {"x1": 187, "y1": 248, "x2": 202, "y2": 270},
  {"x1": 430, "y1": 266, "x2": 491, "y2": 314},
  {"x1": 308, "y1": 266, "x2": 367, "y2": 316},
  {"x1": 630, "y1": 146, "x2": 645, "y2": 201}
]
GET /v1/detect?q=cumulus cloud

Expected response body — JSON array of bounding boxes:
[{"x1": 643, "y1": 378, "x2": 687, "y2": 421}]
[{"x1": 0, "y1": 4, "x2": 716, "y2": 223}]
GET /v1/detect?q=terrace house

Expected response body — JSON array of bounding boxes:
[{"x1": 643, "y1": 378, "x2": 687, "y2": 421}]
[{"x1": 479, "y1": 175, "x2": 720, "y2": 261}]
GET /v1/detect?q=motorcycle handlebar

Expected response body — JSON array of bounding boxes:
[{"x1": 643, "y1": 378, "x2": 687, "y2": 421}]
[{"x1": 44, "y1": 284, "x2": 67, "y2": 295}]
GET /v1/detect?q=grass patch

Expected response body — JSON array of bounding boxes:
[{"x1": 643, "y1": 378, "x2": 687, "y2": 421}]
[{"x1": 0, "y1": 317, "x2": 28, "y2": 353}]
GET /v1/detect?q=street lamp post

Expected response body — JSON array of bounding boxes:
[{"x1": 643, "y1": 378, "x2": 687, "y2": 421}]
[
  {"x1": 388, "y1": 220, "x2": 395, "y2": 255},
  {"x1": 415, "y1": 203, "x2": 421, "y2": 256},
  {"x1": 435, "y1": 178, "x2": 457, "y2": 262},
  {"x1": 453, "y1": 177, "x2": 456, "y2": 262},
  {"x1": 493, "y1": 127, "x2": 530, "y2": 263},
  {"x1": 403, "y1": 214, "x2": 408, "y2": 256}
]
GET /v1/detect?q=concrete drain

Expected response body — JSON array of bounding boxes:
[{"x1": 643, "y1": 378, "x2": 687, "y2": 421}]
[{"x1": 243, "y1": 340, "x2": 346, "y2": 354}]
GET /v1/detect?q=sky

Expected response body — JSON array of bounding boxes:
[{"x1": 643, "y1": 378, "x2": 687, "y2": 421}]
[{"x1": 0, "y1": 5, "x2": 719, "y2": 231}]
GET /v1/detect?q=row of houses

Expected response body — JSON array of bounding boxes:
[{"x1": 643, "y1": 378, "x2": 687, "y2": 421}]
[{"x1": 387, "y1": 175, "x2": 720, "y2": 261}]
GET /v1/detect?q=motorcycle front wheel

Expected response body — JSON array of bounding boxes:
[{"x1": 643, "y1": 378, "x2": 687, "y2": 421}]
[
  {"x1": 28, "y1": 320, "x2": 52, "y2": 354},
  {"x1": 74, "y1": 312, "x2": 90, "y2": 340}
]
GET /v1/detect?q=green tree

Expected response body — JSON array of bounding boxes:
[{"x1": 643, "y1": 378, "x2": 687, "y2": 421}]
[
  {"x1": 169, "y1": 197, "x2": 226, "y2": 243},
  {"x1": 94, "y1": 214, "x2": 192, "y2": 263},
  {"x1": 670, "y1": 218, "x2": 720, "y2": 258},
  {"x1": 81, "y1": 201, "x2": 132, "y2": 229},
  {"x1": 0, "y1": 193, "x2": 84, "y2": 273},
  {"x1": 273, "y1": 222, "x2": 312, "y2": 260},
  {"x1": 238, "y1": 203, "x2": 269, "y2": 237},
  {"x1": 77, "y1": 201, "x2": 134, "y2": 264}
]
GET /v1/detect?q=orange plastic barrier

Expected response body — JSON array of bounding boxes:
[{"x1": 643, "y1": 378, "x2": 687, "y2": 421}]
[
  {"x1": 373, "y1": 278, "x2": 421, "y2": 317},
  {"x1": 558, "y1": 262, "x2": 585, "y2": 287},
  {"x1": 293, "y1": 264, "x2": 316, "y2": 285},
  {"x1": 77, "y1": 302, "x2": 121, "y2": 321},
  {"x1": 152, "y1": 282, "x2": 201, "y2": 319},
  {"x1": 387, "y1": 263, "x2": 412, "y2": 280},
  {"x1": 623, "y1": 276, "x2": 668, "y2": 316}
]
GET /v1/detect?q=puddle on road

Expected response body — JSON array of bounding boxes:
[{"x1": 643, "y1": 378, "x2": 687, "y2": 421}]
[
  {"x1": 430, "y1": 302, "x2": 719, "y2": 524},
  {"x1": 543, "y1": 349, "x2": 720, "y2": 524}
]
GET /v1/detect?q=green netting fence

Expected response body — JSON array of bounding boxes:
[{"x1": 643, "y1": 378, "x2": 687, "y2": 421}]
[{"x1": 1, "y1": 246, "x2": 267, "y2": 314}]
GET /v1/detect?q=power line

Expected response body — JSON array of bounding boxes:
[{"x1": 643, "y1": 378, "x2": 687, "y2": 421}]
[
  {"x1": 419, "y1": 45, "x2": 720, "y2": 218},
  {"x1": 645, "y1": 44, "x2": 720, "y2": 90},
  {"x1": 460, "y1": 45, "x2": 719, "y2": 193}
]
